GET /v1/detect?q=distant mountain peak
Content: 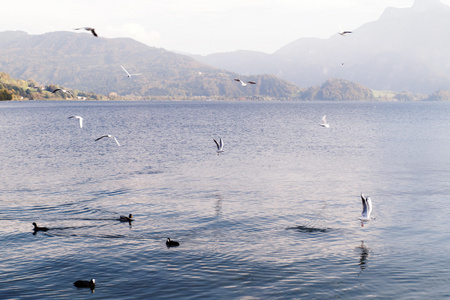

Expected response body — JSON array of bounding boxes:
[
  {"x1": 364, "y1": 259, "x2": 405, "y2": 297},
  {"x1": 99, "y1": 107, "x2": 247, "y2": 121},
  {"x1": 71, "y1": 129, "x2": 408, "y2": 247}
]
[{"x1": 413, "y1": 0, "x2": 446, "y2": 11}]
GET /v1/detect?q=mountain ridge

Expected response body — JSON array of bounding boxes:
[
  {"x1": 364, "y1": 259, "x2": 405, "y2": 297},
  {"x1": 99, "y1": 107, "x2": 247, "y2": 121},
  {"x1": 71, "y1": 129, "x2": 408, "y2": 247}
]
[
  {"x1": 193, "y1": 0, "x2": 450, "y2": 94},
  {"x1": 0, "y1": 31, "x2": 300, "y2": 99}
]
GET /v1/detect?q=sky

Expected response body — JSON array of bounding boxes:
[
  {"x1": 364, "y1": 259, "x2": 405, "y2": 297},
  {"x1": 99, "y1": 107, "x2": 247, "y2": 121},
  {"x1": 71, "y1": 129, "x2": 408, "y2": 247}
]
[{"x1": 2, "y1": 0, "x2": 450, "y2": 55}]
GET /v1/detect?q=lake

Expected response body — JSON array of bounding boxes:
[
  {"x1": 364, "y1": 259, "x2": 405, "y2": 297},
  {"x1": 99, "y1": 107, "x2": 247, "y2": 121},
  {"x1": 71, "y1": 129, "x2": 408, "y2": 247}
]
[{"x1": 1, "y1": 100, "x2": 450, "y2": 299}]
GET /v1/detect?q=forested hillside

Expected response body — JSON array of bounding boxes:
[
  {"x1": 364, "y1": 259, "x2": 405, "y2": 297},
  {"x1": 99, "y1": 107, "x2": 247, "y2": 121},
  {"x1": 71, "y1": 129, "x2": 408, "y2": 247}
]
[
  {"x1": 0, "y1": 72, "x2": 105, "y2": 100},
  {"x1": 0, "y1": 31, "x2": 300, "y2": 100}
]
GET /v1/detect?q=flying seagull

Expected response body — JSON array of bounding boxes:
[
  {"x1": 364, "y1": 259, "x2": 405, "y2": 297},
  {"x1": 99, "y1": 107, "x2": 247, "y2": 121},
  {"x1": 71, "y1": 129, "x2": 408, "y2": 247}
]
[
  {"x1": 234, "y1": 78, "x2": 256, "y2": 86},
  {"x1": 52, "y1": 89, "x2": 74, "y2": 97},
  {"x1": 121, "y1": 66, "x2": 141, "y2": 78},
  {"x1": 95, "y1": 135, "x2": 121, "y2": 146},
  {"x1": 320, "y1": 115, "x2": 330, "y2": 128},
  {"x1": 339, "y1": 25, "x2": 352, "y2": 36},
  {"x1": 213, "y1": 138, "x2": 224, "y2": 155},
  {"x1": 359, "y1": 193, "x2": 373, "y2": 227},
  {"x1": 68, "y1": 115, "x2": 83, "y2": 128},
  {"x1": 75, "y1": 27, "x2": 98, "y2": 37}
]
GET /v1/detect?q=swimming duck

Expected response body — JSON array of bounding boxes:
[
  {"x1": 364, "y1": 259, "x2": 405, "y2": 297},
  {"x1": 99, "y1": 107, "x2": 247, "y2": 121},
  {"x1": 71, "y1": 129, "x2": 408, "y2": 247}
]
[
  {"x1": 166, "y1": 238, "x2": 180, "y2": 247},
  {"x1": 74, "y1": 279, "x2": 96, "y2": 290},
  {"x1": 119, "y1": 214, "x2": 133, "y2": 222},
  {"x1": 32, "y1": 222, "x2": 49, "y2": 232}
]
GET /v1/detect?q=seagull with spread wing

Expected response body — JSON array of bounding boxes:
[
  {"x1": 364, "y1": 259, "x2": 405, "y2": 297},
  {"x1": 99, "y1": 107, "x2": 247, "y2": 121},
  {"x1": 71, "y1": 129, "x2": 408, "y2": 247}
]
[
  {"x1": 213, "y1": 138, "x2": 224, "y2": 155},
  {"x1": 359, "y1": 193, "x2": 373, "y2": 227},
  {"x1": 234, "y1": 78, "x2": 256, "y2": 86},
  {"x1": 95, "y1": 135, "x2": 121, "y2": 146},
  {"x1": 68, "y1": 115, "x2": 83, "y2": 128},
  {"x1": 52, "y1": 89, "x2": 74, "y2": 97},
  {"x1": 75, "y1": 27, "x2": 98, "y2": 37},
  {"x1": 121, "y1": 66, "x2": 141, "y2": 78},
  {"x1": 339, "y1": 25, "x2": 352, "y2": 36},
  {"x1": 320, "y1": 115, "x2": 330, "y2": 128}
]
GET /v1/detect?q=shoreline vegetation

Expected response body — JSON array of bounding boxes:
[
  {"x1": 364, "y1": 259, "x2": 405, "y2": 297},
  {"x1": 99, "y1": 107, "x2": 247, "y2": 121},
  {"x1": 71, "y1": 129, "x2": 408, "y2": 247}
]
[{"x1": 1, "y1": 71, "x2": 450, "y2": 102}]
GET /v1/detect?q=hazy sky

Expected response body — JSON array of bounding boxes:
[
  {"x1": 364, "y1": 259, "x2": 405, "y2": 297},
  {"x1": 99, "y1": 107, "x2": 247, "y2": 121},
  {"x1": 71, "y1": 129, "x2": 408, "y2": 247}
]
[{"x1": 2, "y1": 0, "x2": 449, "y2": 55}]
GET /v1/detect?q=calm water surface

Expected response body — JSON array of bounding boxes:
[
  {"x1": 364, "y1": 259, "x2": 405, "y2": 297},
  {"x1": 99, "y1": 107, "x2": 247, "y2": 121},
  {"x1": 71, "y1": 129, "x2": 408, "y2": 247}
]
[{"x1": 1, "y1": 100, "x2": 450, "y2": 299}]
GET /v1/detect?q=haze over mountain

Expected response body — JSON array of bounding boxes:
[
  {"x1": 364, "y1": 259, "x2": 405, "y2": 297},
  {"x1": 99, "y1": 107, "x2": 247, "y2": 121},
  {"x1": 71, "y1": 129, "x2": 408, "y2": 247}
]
[
  {"x1": 193, "y1": 0, "x2": 450, "y2": 94},
  {"x1": 0, "y1": 31, "x2": 299, "y2": 99}
]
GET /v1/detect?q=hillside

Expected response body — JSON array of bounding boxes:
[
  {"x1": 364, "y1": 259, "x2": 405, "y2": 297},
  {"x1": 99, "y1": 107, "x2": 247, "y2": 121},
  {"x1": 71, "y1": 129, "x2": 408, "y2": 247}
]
[
  {"x1": 0, "y1": 72, "x2": 106, "y2": 100},
  {"x1": 4, "y1": 70, "x2": 443, "y2": 102},
  {"x1": 193, "y1": 0, "x2": 450, "y2": 94},
  {"x1": 0, "y1": 31, "x2": 299, "y2": 100}
]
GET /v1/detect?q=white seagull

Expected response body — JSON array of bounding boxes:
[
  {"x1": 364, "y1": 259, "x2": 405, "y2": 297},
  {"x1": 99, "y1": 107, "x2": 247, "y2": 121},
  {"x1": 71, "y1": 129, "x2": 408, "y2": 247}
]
[
  {"x1": 95, "y1": 135, "x2": 121, "y2": 146},
  {"x1": 359, "y1": 193, "x2": 373, "y2": 227},
  {"x1": 52, "y1": 89, "x2": 74, "y2": 97},
  {"x1": 234, "y1": 78, "x2": 256, "y2": 87},
  {"x1": 213, "y1": 138, "x2": 224, "y2": 155},
  {"x1": 339, "y1": 25, "x2": 352, "y2": 36},
  {"x1": 75, "y1": 27, "x2": 98, "y2": 37},
  {"x1": 121, "y1": 66, "x2": 141, "y2": 78},
  {"x1": 68, "y1": 115, "x2": 83, "y2": 128},
  {"x1": 320, "y1": 115, "x2": 330, "y2": 128}
]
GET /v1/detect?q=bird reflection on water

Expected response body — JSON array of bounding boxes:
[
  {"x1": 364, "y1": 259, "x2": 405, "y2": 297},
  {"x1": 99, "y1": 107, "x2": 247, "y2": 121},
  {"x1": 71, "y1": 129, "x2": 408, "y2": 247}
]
[
  {"x1": 287, "y1": 225, "x2": 332, "y2": 233},
  {"x1": 356, "y1": 240, "x2": 370, "y2": 275}
]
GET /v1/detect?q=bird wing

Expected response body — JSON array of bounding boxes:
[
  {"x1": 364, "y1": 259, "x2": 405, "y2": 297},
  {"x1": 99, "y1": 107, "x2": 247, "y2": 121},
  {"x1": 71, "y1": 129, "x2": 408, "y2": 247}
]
[
  {"x1": 65, "y1": 90, "x2": 74, "y2": 97},
  {"x1": 322, "y1": 115, "x2": 327, "y2": 124},
  {"x1": 366, "y1": 197, "x2": 373, "y2": 217},
  {"x1": 95, "y1": 135, "x2": 109, "y2": 141},
  {"x1": 52, "y1": 89, "x2": 61, "y2": 94},
  {"x1": 91, "y1": 29, "x2": 98, "y2": 37},
  {"x1": 219, "y1": 138, "x2": 224, "y2": 151},
  {"x1": 113, "y1": 136, "x2": 121, "y2": 146},
  {"x1": 213, "y1": 138, "x2": 220, "y2": 150},
  {"x1": 247, "y1": 81, "x2": 256, "y2": 84},
  {"x1": 121, "y1": 66, "x2": 131, "y2": 76},
  {"x1": 234, "y1": 78, "x2": 241, "y2": 82},
  {"x1": 361, "y1": 194, "x2": 368, "y2": 217},
  {"x1": 78, "y1": 117, "x2": 83, "y2": 128}
]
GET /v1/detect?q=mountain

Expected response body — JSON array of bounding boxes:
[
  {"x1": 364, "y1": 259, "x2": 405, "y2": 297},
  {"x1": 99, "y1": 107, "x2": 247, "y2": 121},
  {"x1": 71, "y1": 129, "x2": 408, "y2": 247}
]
[
  {"x1": 0, "y1": 31, "x2": 299, "y2": 99},
  {"x1": 193, "y1": 0, "x2": 450, "y2": 94}
]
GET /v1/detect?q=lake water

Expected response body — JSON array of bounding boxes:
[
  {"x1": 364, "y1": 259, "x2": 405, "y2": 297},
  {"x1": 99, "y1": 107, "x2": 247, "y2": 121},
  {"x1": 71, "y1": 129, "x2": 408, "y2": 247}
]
[{"x1": 1, "y1": 100, "x2": 450, "y2": 299}]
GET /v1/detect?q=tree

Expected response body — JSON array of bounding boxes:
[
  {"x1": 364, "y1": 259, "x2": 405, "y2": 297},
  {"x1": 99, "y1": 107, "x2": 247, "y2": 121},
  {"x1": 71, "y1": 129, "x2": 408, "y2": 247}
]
[{"x1": 0, "y1": 89, "x2": 13, "y2": 100}]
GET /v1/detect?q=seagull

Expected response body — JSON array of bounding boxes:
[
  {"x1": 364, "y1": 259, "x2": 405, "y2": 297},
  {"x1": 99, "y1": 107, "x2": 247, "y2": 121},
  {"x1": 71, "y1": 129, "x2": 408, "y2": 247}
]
[
  {"x1": 75, "y1": 27, "x2": 98, "y2": 37},
  {"x1": 68, "y1": 115, "x2": 83, "y2": 128},
  {"x1": 95, "y1": 135, "x2": 121, "y2": 146},
  {"x1": 213, "y1": 138, "x2": 224, "y2": 155},
  {"x1": 234, "y1": 78, "x2": 256, "y2": 86},
  {"x1": 166, "y1": 238, "x2": 180, "y2": 247},
  {"x1": 359, "y1": 193, "x2": 373, "y2": 227},
  {"x1": 339, "y1": 25, "x2": 352, "y2": 36},
  {"x1": 320, "y1": 115, "x2": 330, "y2": 128},
  {"x1": 121, "y1": 66, "x2": 141, "y2": 78},
  {"x1": 52, "y1": 89, "x2": 74, "y2": 97}
]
